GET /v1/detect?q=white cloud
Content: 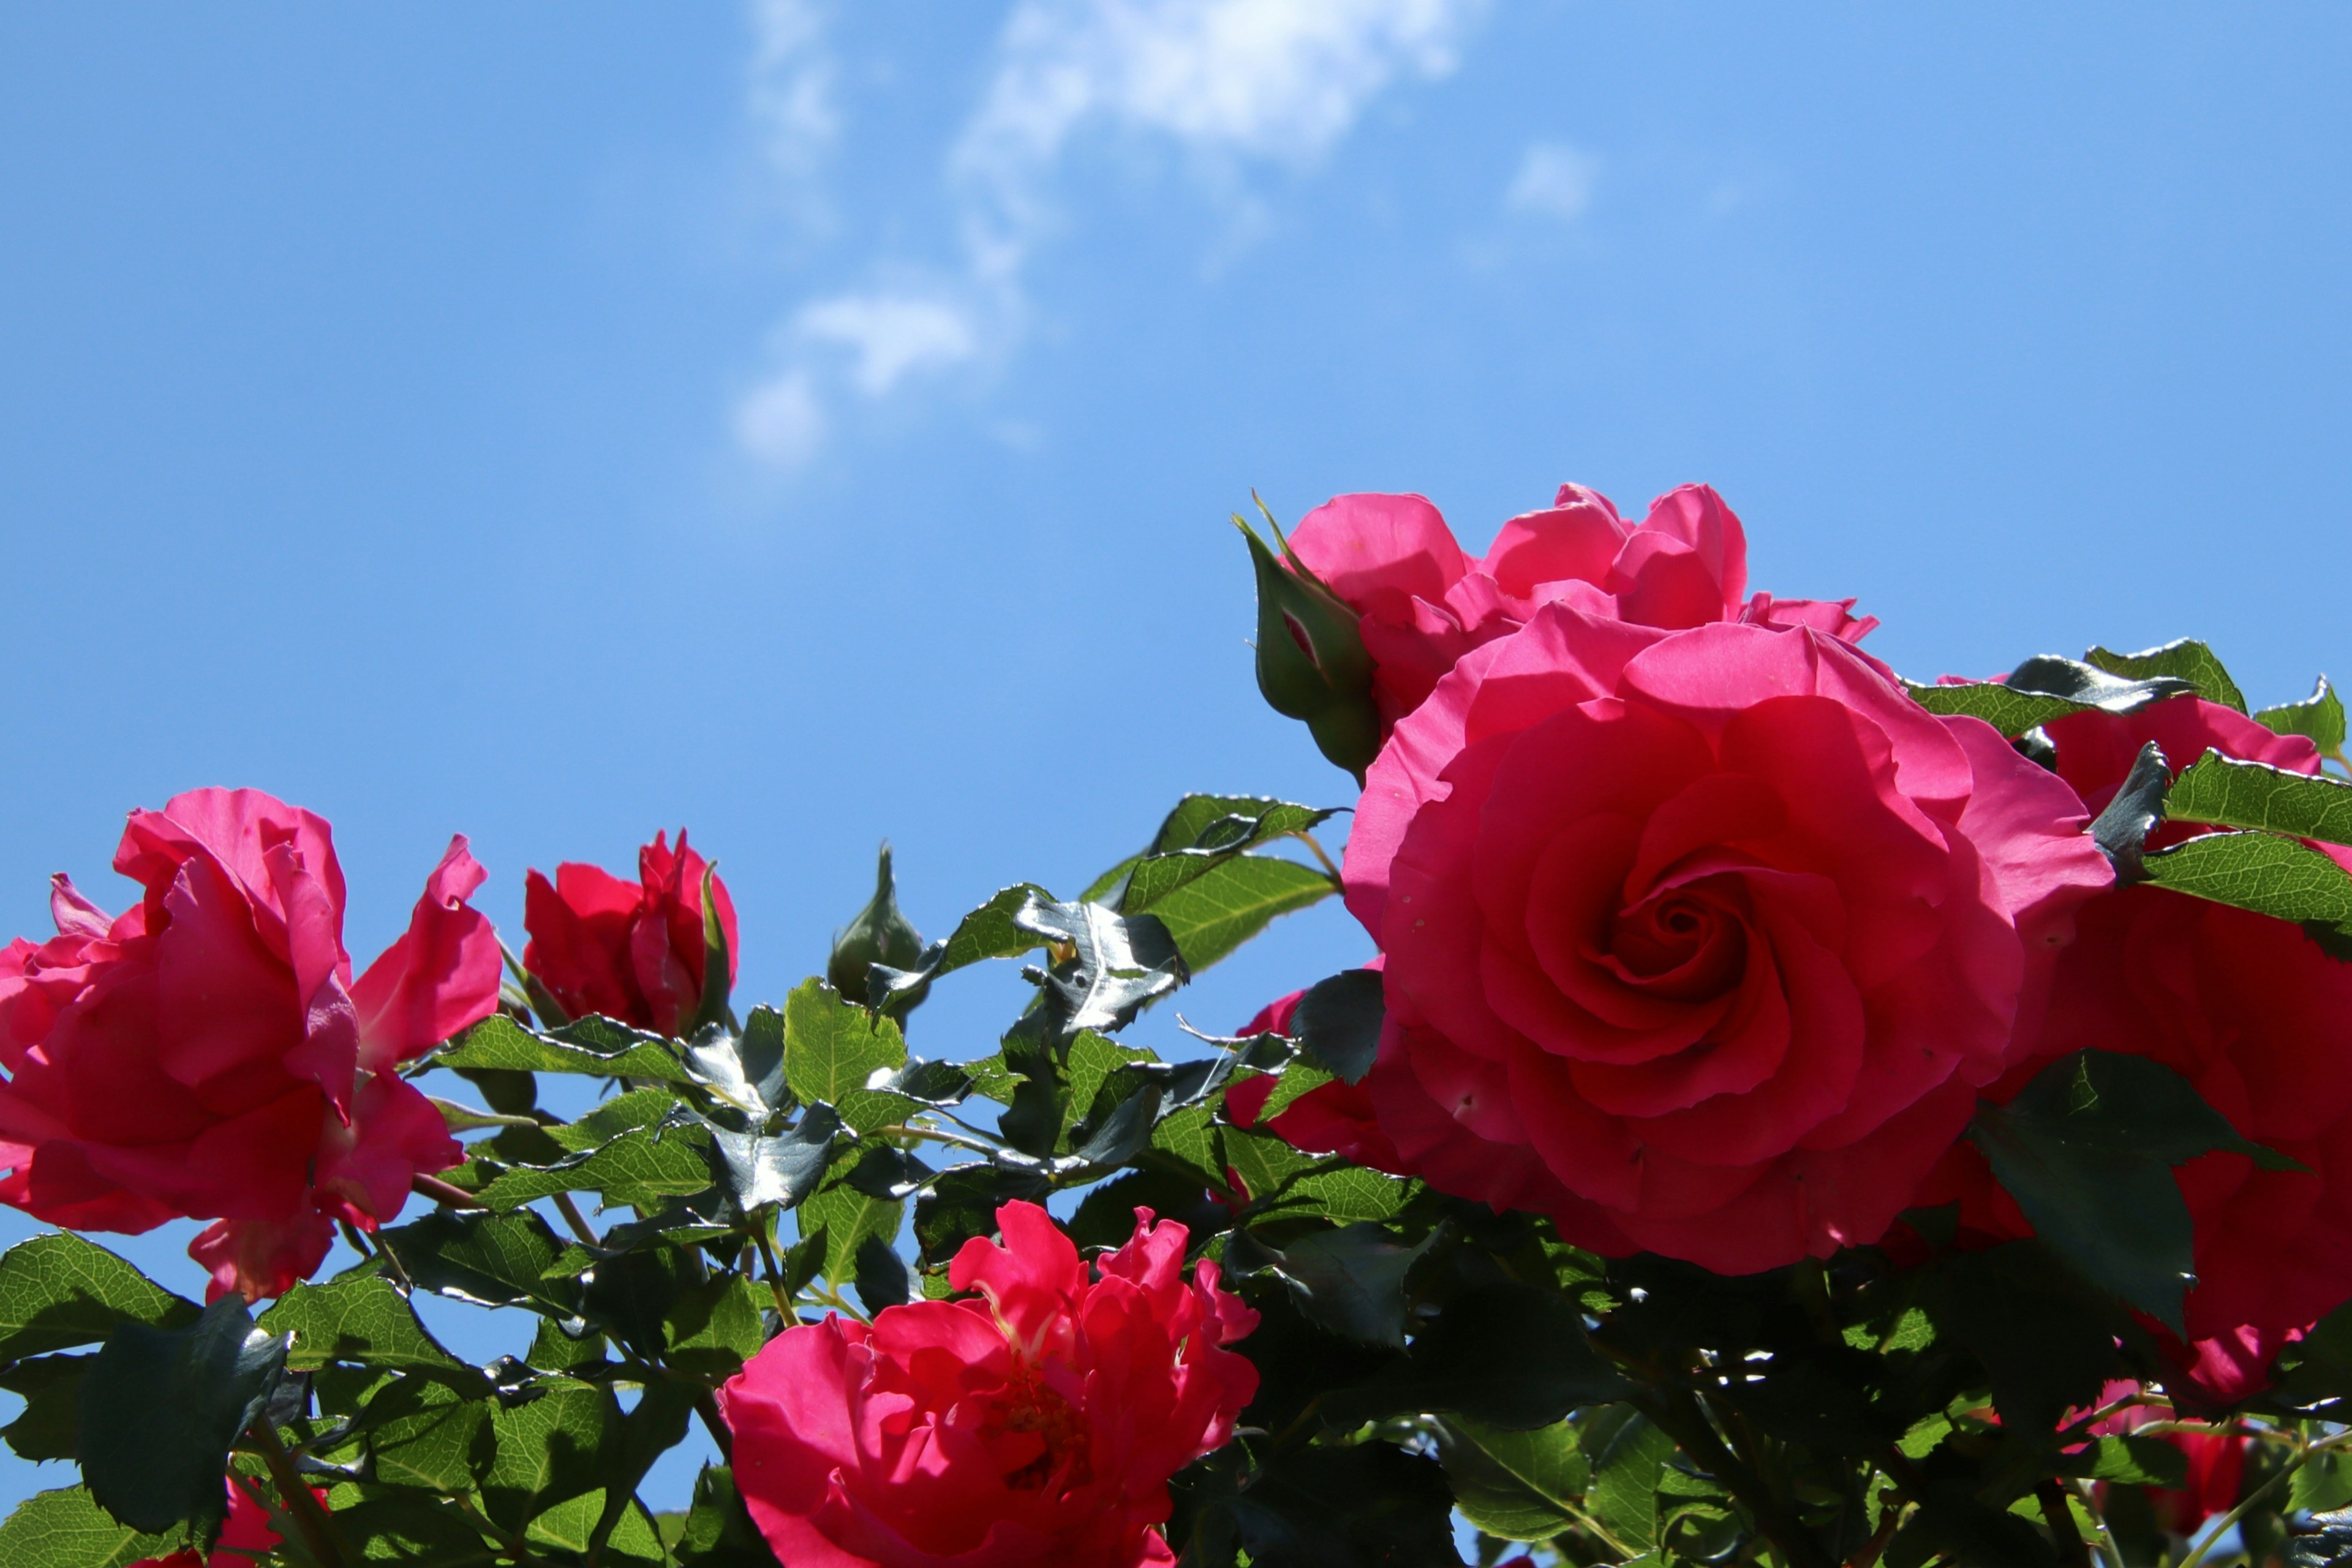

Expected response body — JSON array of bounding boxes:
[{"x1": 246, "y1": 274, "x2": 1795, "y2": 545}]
[
  {"x1": 797, "y1": 292, "x2": 981, "y2": 396},
  {"x1": 1507, "y1": 140, "x2": 1600, "y2": 222},
  {"x1": 732, "y1": 0, "x2": 1488, "y2": 472},
  {"x1": 747, "y1": 0, "x2": 837, "y2": 183},
  {"x1": 733, "y1": 369, "x2": 828, "y2": 469}
]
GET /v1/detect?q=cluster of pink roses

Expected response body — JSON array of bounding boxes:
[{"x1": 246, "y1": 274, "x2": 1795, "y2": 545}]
[
  {"x1": 0, "y1": 798, "x2": 734, "y2": 1301},
  {"x1": 1245, "y1": 481, "x2": 2352, "y2": 1396}
]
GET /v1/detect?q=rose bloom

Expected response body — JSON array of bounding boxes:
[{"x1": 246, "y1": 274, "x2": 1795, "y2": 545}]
[
  {"x1": 522, "y1": 829, "x2": 738, "y2": 1036},
  {"x1": 1221, "y1": 990, "x2": 1403, "y2": 1175},
  {"x1": 720, "y1": 1200, "x2": 1258, "y2": 1568},
  {"x1": 1913, "y1": 695, "x2": 2352, "y2": 1398},
  {"x1": 1286, "y1": 483, "x2": 1876, "y2": 736},
  {"x1": 0, "y1": 788, "x2": 497, "y2": 1300},
  {"x1": 1340, "y1": 605, "x2": 2116, "y2": 1272},
  {"x1": 133, "y1": 1476, "x2": 315, "y2": 1567}
]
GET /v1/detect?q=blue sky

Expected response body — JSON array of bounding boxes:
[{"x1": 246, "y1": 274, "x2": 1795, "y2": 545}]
[{"x1": 3, "y1": 0, "x2": 2348, "y2": 1520}]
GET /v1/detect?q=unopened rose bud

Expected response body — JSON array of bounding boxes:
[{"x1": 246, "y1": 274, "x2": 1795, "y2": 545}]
[
  {"x1": 1237, "y1": 515, "x2": 1381, "y2": 780},
  {"x1": 829, "y1": 843, "x2": 927, "y2": 1009}
]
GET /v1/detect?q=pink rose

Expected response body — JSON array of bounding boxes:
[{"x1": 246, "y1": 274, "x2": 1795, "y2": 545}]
[
  {"x1": 130, "y1": 1476, "x2": 317, "y2": 1567},
  {"x1": 1341, "y1": 607, "x2": 2114, "y2": 1272},
  {"x1": 1287, "y1": 484, "x2": 1875, "y2": 734},
  {"x1": 1915, "y1": 697, "x2": 2352, "y2": 1397},
  {"x1": 522, "y1": 829, "x2": 739, "y2": 1036},
  {"x1": 0, "y1": 788, "x2": 497, "y2": 1300},
  {"x1": 719, "y1": 1201, "x2": 1258, "y2": 1568}
]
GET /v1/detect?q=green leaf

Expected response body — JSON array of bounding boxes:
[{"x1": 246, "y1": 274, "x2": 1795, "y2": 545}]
[
  {"x1": 0, "y1": 1232, "x2": 201, "y2": 1362},
  {"x1": 262, "y1": 1276, "x2": 489, "y2": 1392},
  {"x1": 1256, "y1": 1063, "x2": 1336, "y2": 1122},
  {"x1": 1104, "y1": 796, "x2": 1338, "y2": 911},
  {"x1": 1907, "y1": 655, "x2": 2196, "y2": 739},
  {"x1": 76, "y1": 1295, "x2": 289, "y2": 1537},
  {"x1": 685, "y1": 1015, "x2": 790, "y2": 1118},
  {"x1": 1925, "y1": 1243, "x2": 2122, "y2": 1436},
  {"x1": 664, "y1": 1276, "x2": 772, "y2": 1380},
  {"x1": 1589, "y1": 1412, "x2": 1676, "y2": 1555},
  {"x1": 1971, "y1": 1050, "x2": 2286, "y2": 1330},
  {"x1": 0, "y1": 1487, "x2": 184, "y2": 1568},
  {"x1": 2258, "y1": 676, "x2": 2348, "y2": 753},
  {"x1": 2090, "y1": 741, "x2": 2173, "y2": 880},
  {"x1": 2076, "y1": 1434, "x2": 2190, "y2": 1489},
  {"x1": 469, "y1": 1118, "x2": 715, "y2": 1211},
  {"x1": 1131, "y1": 855, "x2": 1333, "y2": 974},
  {"x1": 0, "y1": 1355, "x2": 86, "y2": 1463},
  {"x1": 2143, "y1": 827, "x2": 2352, "y2": 954},
  {"x1": 317, "y1": 1483, "x2": 494, "y2": 1564},
  {"x1": 783, "y1": 979, "x2": 910, "y2": 1113},
  {"x1": 912, "y1": 1165, "x2": 1050, "y2": 1270},
  {"x1": 1434, "y1": 1417, "x2": 1591, "y2": 1544},
  {"x1": 854, "y1": 1235, "x2": 916, "y2": 1313},
  {"x1": 545, "y1": 1088, "x2": 693, "y2": 1156},
  {"x1": 2166, "y1": 750, "x2": 2352, "y2": 846},
  {"x1": 1291, "y1": 968, "x2": 1385, "y2": 1084},
  {"x1": 433, "y1": 1012, "x2": 690, "y2": 1084},
  {"x1": 366, "y1": 1380, "x2": 494, "y2": 1491},
  {"x1": 671, "y1": 1465, "x2": 780, "y2": 1567},
  {"x1": 2087, "y1": 638, "x2": 2248, "y2": 712},
  {"x1": 1239, "y1": 510, "x2": 1383, "y2": 778},
  {"x1": 480, "y1": 1384, "x2": 610, "y2": 1532},
  {"x1": 797, "y1": 1180, "x2": 904, "y2": 1288},
  {"x1": 379, "y1": 1208, "x2": 581, "y2": 1318},
  {"x1": 1323, "y1": 1281, "x2": 1633, "y2": 1430},
  {"x1": 1148, "y1": 1102, "x2": 1226, "y2": 1188},
  {"x1": 829, "y1": 843, "x2": 930, "y2": 1011},
  {"x1": 693, "y1": 862, "x2": 733, "y2": 1036}
]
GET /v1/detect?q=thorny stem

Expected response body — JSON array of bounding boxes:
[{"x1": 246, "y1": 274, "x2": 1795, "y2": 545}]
[
  {"x1": 2071, "y1": 1478, "x2": 2127, "y2": 1568},
  {"x1": 2176, "y1": 1423, "x2": 2352, "y2": 1568},
  {"x1": 250, "y1": 1419, "x2": 353, "y2": 1568},
  {"x1": 693, "y1": 1389, "x2": 735, "y2": 1464}
]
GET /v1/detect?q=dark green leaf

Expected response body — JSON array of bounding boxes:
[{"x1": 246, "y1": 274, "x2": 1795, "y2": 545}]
[
  {"x1": 1071, "y1": 1083, "x2": 1164, "y2": 1167},
  {"x1": 592, "y1": 1379, "x2": 697, "y2": 1559},
  {"x1": 664, "y1": 1277, "x2": 771, "y2": 1379},
  {"x1": 2166, "y1": 748, "x2": 2352, "y2": 846},
  {"x1": 1231, "y1": 1223, "x2": 1433, "y2": 1348},
  {"x1": 1292, "y1": 969, "x2": 1385, "y2": 1085},
  {"x1": 469, "y1": 1118, "x2": 716, "y2": 1211},
  {"x1": 1589, "y1": 1411, "x2": 1675, "y2": 1555},
  {"x1": 0, "y1": 1355, "x2": 86, "y2": 1463},
  {"x1": 853, "y1": 1235, "x2": 915, "y2": 1313},
  {"x1": 1924, "y1": 1243, "x2": 2122, "y2": 1434},
  {"x1": 1015, "y1": 895, "x2": 1189, "y2": 1038},
  {"x1": 2259, "y1": 676, "x2": 2348, "y2": 754},
  {"x1": 1324, "y1": 1282, "x2": 1632, "y2": 1430},
  {"x1": 845, "y1": 1144, "x2": 936, "y2": 1201},
  {"x1": 2091, "y1": 741, "x2": 2171, "y2": 880},
  {"x1": 480, "y1": 1384, "x2": 610, "y2": 1532},
  {"x1": 866, "y1": 883, "x2": 1054, "y2": 1014},
  {"x1": 1068, "y1": 1167, "x2": 1231, "y2": 1253},
  {"x1": 379, "y1": 1208, "x2": 581, "y2": 1318},
  {"x1": 1136, "y1": 855, "x2": 1335, "y2": 974},
  {"x1": 685, "y1": 1019, "x2": 789, "y2": 1118},
  {"x1": 797, "y1": 1180, "x2": 903, "y2": 1287},
  {"x1": 2076, "y1": 1434, "x2": 2190, "y2": 1488},
  {"x1": 783, "y1": 979, "x2": 910, "y2": 1117},
  {"x1": 581, "y1": 1245, "x2": 695, "y2": 1356},
  {"x1": 77, "y1": 1295, "x2": 288, "y2": 1537},
  {"x1": 829, "y1": 844, "x2": 929, "y2": 1011},
  {"x1": 709, "y1": 1102, "x2": 842, "y2": 1212},
  {"x1": 366, "y1": 1379, "x2": 494, "y2": 1491},
  {"x1": 2087, "y1": 639, "x2": 2248, "y2": 712},
  {"x1": 1176, "y1": 1439, "x2": 1463, "y2": 1568},
  {"x1": 1886, "y1": 1484, "x2": 2059, "y2": 1568},
  {"x1": 0, "y1": 1233, "x2": 200, "y2": 1362},
  {"x1": 315, "y1": 1483, "x2": 494, "y2": 1566},
  {"x1": 1257, "y1": 1063, "x2": 1338, "y2": 1123},
  {"x1": 1971, "y1": 1050, "x2": 2285, "y2": 1330},
  {"x1": 1239, "y1": 510, "x2": 1384, "y2": 780},
  {"x1": 0, "y1": 1486, "x2": 184, "y2": 1568},
  {"x1": 262, "y1": 1276, "x2": 490, "y2": 1393},
  {"x1": 433, "y1": 1012, "x2": 690, "y2": 1084},
  {"x1": 881, "y1": 1057, "x2": 974, "y2": 1106}
]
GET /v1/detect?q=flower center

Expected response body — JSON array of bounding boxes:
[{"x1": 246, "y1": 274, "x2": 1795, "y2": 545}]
[{"x1": 990, "y1": 1369, "x2": 1091, "y2": 1492}]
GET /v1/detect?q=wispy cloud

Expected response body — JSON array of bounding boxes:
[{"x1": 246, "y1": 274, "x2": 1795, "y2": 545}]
[
  {"x1": 1507, "y1": 140, "x2": 1601, "y2": 222},
  {"x1": 745, "y1": 0, "x2": 837, "y2": 219},
  {"x1": 731, "y1": 0, "x2": 1487, "y2": 472}
]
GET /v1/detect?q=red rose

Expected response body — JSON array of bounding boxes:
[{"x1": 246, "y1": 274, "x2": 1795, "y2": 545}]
[
  {"x1": 1222, "y1": 990, "x2": 1405, "y2": 1174},
  {"x1": 132, "y1": 1476, "x2": 317, "y2": 1567},
  {"x1": 1341, "y1": 607, "x2": 2114, "y2": 1272},
  {"x1": 0, "y1": 788, "x2": 494, "y2": 1300},
  {"x1": 719, "y1": 1200, "x2": 1258, "y2": 1568},
  {"x1": 522, "y1": 829, "x2": 739, "y2": 1036},
  {"x1": 1915, "y1": 697, "x2": 2352, "y2": 1397},
  {"x1": 1287, "y1": 484, "x2": 1875, "y2": 734},
  {"x1": 2079, "y1": 1382, "x2": 2246, "y2": 1536}
]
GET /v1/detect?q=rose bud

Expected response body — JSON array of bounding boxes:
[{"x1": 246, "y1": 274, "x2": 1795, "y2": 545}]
[
  {"x1": 827, "y1": 842, "x2": 927, "y2": 1012},
  {"x1": 1238, "y1": 513, "x2": 1382, "y2": 780},
  {"x1": 521, "y1": 828, "x2": 739, "y2": 1038}
]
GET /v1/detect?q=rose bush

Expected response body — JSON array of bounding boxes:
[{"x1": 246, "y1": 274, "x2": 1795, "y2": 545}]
[
  {"x1": 1915, "y1": 693, "x2": 2352, "y2": 1396},
  {"x1": 1339, "y1": 606, "x2": 2115, "y2": 1270},
  {"x1": 522, "y1": 827, "x2": 738, "y2": 1036},
  {"x1": 1285, "y1": 484, "x2": 1875, "y2": 736},
  {"x1": 0, "y1": 788, "x2": 496, "y2": 1299},
  {"x1": 719, "y1": 1200, "x2": 1257, "y2": 1568}
]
